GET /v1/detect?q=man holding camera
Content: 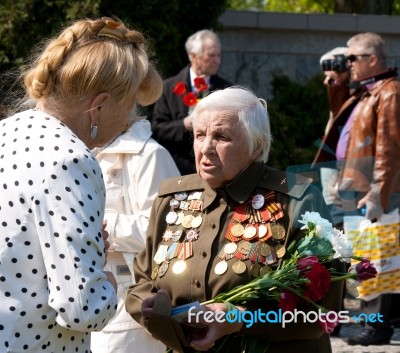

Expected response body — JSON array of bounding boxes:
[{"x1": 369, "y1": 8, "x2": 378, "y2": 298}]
[{"x1": 314, "y1": 33, "x2": 400, "y2": 346}]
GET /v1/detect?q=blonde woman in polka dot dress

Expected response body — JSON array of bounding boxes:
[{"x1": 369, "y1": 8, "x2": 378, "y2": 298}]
[{"x1": 0, "y1": 17, "x2": 163, "y2": 353}]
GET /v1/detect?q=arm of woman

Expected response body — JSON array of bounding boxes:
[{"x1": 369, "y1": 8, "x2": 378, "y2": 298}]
[{"x1": 35, "y1": 153, "x2": 117, "y2": 331}]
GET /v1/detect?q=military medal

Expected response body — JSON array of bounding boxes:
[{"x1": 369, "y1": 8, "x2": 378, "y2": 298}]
[
  {"x1": 257, "y1": 242, "x2": 271, "y2": 257},
  {"x1": 166, "y1": 211, "x2": 178, "y2": 225},
  {"x1": 250, "y1": 263, "x2": 261, "y2": 277},
  {"x1": 243, "y1": 224, "x2": 257, "y2": 240},
  {"x1": 271, "y1": 223, "x2": 286, "y2": 240},
  {"x1": 223, "y1": 242, "x2": 238, "y2": 255},
  {"x1": 158, "y1": 261, "x2": 169, "y2": 277},
  {"x1": 260, "y1": 265, "x2": 273, "y2": 276},
  {"x1": 170, "y1": 199, "x2": 180, "y2": 209},
  {"x1": 185, "y1": 229, "x2": 199, "y2": 242},
  {"x1": 172, "y1": 260, "x2": 187, "y2": 274},
  {"x1": 191, "y1": 215, "x2": 203, "y2": 228},
  {"x1": 174, "y1": 192, "x2": 188, "y2": 201},
  {"x1": 175, "y1": 211, "x2": 185, "y2": 225},
  {"x1": 214, "y1": 260, "x2": 228, "y2": 275},
  {"x1": 182, "y1": 215, "x2": 194, "y2": 229},
  {"x1": 252, "y1": 194, "x2": 265, "y2": 210},
  {"x1": 151, "y1": 266, "x2": 159, "y2": 280},
  {"x1": 274, "y1": 244, "x2": 286, "y2": 258},
  {"x1": 154, "y1": 244, "x2": 168, "y2": 265},
  {"x1": 162, "y1": 229, "x2": 174, "y2": 241},
  {"x1": 172, "y1": 229, "x2": 183, "y2": 242},
  {"x1": 237, "y1": 241, "x2": 251, "y2": 255},
  {"x1": 258, "y1": 224, "x2": 268, "y2": 238},
  {"x1": 232, "y1": 261, "x2": 247, "y2": 274},
  {"x1": 231, "y1": 223, "x2": 245, "y2": 238}
]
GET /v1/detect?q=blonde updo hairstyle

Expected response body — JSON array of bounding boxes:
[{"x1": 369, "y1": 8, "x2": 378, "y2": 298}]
[{"x1": 22, "y1": 17, "x2": 162, "y2": 115}]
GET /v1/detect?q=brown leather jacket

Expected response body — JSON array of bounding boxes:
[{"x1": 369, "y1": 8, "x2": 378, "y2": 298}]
[{"x1": 338, "y1": 76, "x2": 400, "y2": 210}]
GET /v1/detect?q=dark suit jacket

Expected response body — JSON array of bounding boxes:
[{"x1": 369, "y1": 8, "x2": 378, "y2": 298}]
[{"x1": 151, "y1": 66, "x2": 231, "y2": 175}]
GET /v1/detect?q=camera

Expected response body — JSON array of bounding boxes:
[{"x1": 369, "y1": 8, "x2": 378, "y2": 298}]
[{"x1": 321, "y1": 54, "x2": 347, "y2": 72}]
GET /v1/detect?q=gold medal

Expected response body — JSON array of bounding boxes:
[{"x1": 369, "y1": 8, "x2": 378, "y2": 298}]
[
  {"x1": 151, "y1": 266, "x2": 159, "y2": 280},
  {"x1": 224, "y1": 242, "x2": 238, "y2": 254},
  {"x1": 271, "y1": 223, "x2": 286, "y2": 240},
  {"x1": 260, "y1": 265, "x2": 273, "y2": 276},
  {"x1": 191, "y1": 215, "x2": 203, "y2": 228},
  {"x1": 238, "y1": 241, "x2": 251, "y2": 255},
  {"x1": 214, "y1": 260, "x2": 228, "y2": 275},
  {"x1": 274, "y1": 244, "x2": 286, "y2": 258},
  {"x1": 243, "y1": 225, "x2": 257, "y2": 239},
  {"x1": 257, "y1": 242, "x2": 271, "y2": 257},
  {"x1": 172, "y1": 260, "x2": 187, "y2": 274},
  {"x1": 182, "y1": 214, "x2": 194, "y2": 229},
  {"x1": 231, "y1": 223, "x2": 244, "y2": 237},
  {"x1": 250, "y1": 263, "x2": 261, "y2": 277},
  {"x1": 232, "y1": 261, "x2": 247, "y2": 274},
  {"x1": 158, "y1": 261, "x2": 169, "y2": 277}
]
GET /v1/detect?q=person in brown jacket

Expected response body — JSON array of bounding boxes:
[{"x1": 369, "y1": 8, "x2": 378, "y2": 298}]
[
  {"x1": 314, "y1": 32, "x2": 400, "y2": 346},
  {"x1": 126, "y1": 87, "x2": 344, "y2": 353}
]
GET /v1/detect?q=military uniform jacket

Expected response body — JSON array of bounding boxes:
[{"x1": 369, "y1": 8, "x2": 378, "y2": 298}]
[
  {"x1": 126, "y1": 162, "x2": 343, "y2": 353},
  {"x1": 151, "y1": 65, "x2": 231, "y2": 175}
]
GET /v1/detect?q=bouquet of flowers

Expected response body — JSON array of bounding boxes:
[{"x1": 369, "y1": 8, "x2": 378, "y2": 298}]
[
  {"x1": 173, "y1": 77, "x2": 209, "y2": 107},
  {"x1": 179, "y1": 212, "x2": 377, "y2": 353}
]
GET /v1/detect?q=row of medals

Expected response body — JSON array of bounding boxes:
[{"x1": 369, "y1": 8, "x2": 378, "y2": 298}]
[
  {"x1": 152, "y1": 190, "x2": 204, "y2": 280},
  {"x1": 152, "y1": 190, "x2": 286, "y2": 281},
  {"x1": 215, "y1": 192, "x2": 286, "y2": 278}
]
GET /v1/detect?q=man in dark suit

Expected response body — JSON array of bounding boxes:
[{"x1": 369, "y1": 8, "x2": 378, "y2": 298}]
[{"x1": 152, "y1": 29, "x2": 231, "y2": 175}]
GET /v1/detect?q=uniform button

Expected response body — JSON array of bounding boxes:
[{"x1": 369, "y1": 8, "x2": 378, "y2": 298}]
[
  {"x1": 210, "y1": 223, "x2": 216, "y2": 229},
  {"x1": 194, "y1": 280, "x2": 201, "y2": 288},
  {"x1": 201, "y1": 251, "x2": 207, "y2": 258}
]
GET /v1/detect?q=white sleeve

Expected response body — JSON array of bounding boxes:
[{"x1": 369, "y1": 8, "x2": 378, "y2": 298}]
[{"x1": 34, "y1": 153, "x2": 117, "y2": 332}]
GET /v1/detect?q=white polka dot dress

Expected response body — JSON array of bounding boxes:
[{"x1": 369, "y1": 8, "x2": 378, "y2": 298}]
[{"x1": 0, "y1": 109, "x2": 118, "y2": 352}]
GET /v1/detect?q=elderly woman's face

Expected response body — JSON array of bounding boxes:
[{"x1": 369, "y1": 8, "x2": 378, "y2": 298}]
[{"x1": 193, "y1": 110, "x2": 255, "y2": 188}]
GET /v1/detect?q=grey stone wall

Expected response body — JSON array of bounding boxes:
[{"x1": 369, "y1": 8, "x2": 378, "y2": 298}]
[{"x1": 217, "y1": 10, "x2": 400, "y2": 100}]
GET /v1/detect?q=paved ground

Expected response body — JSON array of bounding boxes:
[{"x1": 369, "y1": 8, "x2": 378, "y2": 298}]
[{"x1": 331, "y1": 299, "x2": 400, "y2": 353}]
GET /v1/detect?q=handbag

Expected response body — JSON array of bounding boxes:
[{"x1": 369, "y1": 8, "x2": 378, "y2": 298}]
[{"x1": 344, "y1": 208, "x2": 400, "y2": 301}]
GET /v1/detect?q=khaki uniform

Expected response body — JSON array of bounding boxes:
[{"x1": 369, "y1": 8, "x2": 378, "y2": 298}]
[{"x1": 126, "y1": 162, "x2": 343, "y2": 353}]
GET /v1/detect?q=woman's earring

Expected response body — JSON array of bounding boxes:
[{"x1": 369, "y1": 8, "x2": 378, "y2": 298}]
[{"x1": 90, "y1": 124, "x2": 98, "y2": 139}]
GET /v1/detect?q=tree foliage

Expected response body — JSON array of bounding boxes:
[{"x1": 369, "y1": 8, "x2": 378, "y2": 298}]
[
  {"x1": 0, "y1": 0, "x2": 228, "y2": 83},
  {"x1": 228, "y1": 0, "x2": 400, "y2": 14}
]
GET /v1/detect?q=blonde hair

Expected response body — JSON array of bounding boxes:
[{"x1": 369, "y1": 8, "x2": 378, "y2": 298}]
[{"x1": 22, "y1": 17, "x2": 162, "y2": 114}]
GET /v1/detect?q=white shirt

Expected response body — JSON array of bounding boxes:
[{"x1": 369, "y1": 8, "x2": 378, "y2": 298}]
[{"x1": 0, "y1": 109, "x2": 117, "y2": 353}]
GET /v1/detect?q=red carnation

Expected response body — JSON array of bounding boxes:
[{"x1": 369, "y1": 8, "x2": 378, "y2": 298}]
[
  {"x1": 194, "y1": 77, "x2": 208, "y2": 93},
  {"x1": 173, "y1": 81, "x2": 187, "y2": 96},
  {"x1": 297, "y1": 256, "x2": 319, "y2": 271},
  {"x1": 318, "y1": 311, "x2": 339, "y2": 334},
  {"x1": 278, "y1": 290, "x2": 299, "y2": 312},
  {"x1": 183, "y1": 92, "x2": 198, "y2": 107},
  {"x1": 303, "y1": 262, "x2": 331, "y2": 301}
]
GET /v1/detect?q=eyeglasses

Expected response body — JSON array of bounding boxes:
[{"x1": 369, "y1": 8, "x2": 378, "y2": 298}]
[{"x1": 346, "y1": 54, "x2": 372, "y2": 62}]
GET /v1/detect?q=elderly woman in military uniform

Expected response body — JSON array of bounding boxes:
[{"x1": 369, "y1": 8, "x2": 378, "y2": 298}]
[{"x1": 126, "y1": 86, "x2": 343, "y2": 353}]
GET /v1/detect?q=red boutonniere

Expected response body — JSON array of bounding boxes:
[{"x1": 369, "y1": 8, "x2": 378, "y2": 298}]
[{"x1": 172, "y1": 77, "x2": 209, "y2": 107}]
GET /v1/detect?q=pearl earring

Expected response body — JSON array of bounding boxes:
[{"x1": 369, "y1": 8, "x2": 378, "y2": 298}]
[{"x1": 90, "y1": 124, "x2": 98, "y2": 139}]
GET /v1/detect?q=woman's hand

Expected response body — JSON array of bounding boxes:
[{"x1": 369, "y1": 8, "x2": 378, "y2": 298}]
[
  {"x1": 103, "y1": 270, "x2": 117, "y2": 293},
  {"x1": 188, "y1": 303, "x2": 244, "y2": 351},
  {"x1": 141, "y1": 289, "x2": 171, "y2": 328}
]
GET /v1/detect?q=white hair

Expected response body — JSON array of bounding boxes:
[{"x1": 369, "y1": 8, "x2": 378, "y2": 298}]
[
  {"x1": 192, "y1": 86, "x2": 272, "y2": 162},
  {"x1": 185, "y1": 29, "x2": 220, "y2": 56}
]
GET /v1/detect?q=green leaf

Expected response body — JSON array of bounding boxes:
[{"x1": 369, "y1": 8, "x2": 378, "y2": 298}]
[{"x1": 297, "y1": 235, "x2": 333, "y2": 257}]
